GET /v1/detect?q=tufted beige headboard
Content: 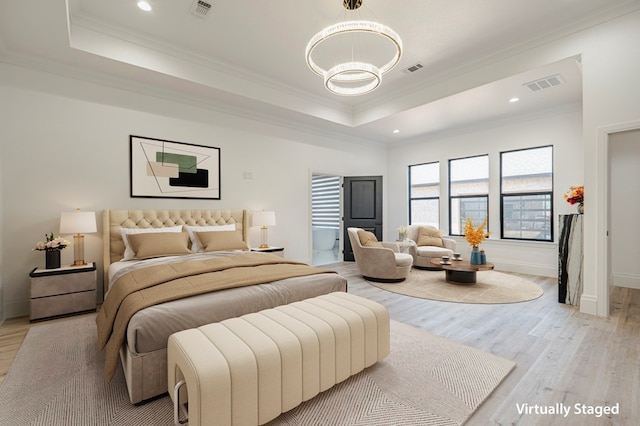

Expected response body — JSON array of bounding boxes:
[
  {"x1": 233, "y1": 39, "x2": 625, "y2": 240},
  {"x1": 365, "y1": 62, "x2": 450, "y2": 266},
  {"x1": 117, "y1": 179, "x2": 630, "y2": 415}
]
[{"x1": 102, "y1": 209, "x2": 248, "y2": 289}]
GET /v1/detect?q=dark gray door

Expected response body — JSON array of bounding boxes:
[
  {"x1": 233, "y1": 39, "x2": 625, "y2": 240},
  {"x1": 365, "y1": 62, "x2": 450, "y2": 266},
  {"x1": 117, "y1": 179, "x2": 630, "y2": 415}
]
[{"x1": 343, "y1": 176, "x2": 383, "y2": 261}]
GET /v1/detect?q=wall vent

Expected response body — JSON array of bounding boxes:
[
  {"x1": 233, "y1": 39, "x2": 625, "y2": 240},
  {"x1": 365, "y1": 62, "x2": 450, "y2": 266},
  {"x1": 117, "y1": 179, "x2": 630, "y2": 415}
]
[
  {"x1": 192, "y1": 0, "x2": 213, "y2": 18},
  {"x1": 523, "y1": 74, "x2": 564, "y2": 92},
  {"x1": 403, "y1": 63, "x2": 424, "y2": 74}
]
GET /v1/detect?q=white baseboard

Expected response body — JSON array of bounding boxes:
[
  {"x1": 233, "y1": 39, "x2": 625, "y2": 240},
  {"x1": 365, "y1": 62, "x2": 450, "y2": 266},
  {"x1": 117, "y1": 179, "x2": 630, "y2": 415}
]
[
  {"x1": 579, "y1": 294, "x2": 599, "y2": 316},
  {"x1": 613, "y1": 273, "x2": 640, "y2": 289},
  {"x1": 491, "y1": 260, "x2": 557, "y2": 278}
]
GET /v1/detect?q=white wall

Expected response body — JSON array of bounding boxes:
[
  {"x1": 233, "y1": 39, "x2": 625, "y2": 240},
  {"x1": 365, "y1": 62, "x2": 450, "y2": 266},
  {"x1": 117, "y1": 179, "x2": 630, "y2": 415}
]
[
  {"x1": 0, "y1": 65, "x2": 387, "y2": 318},
  {"x1": 609, "y1": 129, "x2": 640, "y2": 289},
  {"x1": 0, "y1": 84, "x2": 4, "y2": 322},
  {"x1": 387, "y1": 106, "x2": 583, "y2": 277},
  {"x1": 580, "y1": 11, "x2": 640, "y2": 316}
]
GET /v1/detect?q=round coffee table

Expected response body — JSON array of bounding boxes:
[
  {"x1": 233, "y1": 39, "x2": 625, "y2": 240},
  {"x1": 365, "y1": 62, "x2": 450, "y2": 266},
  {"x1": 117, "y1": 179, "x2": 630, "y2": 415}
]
[{"x1": 430, "y1": 258, "x2": 494, "y2": 284}]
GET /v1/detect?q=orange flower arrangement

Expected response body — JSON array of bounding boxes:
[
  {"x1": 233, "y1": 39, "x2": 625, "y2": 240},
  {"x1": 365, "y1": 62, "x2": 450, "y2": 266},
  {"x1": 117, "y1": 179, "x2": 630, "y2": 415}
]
[
  {"x1": 463, "y1": 217, "x2": 489, "y2": 247},
  {"x1": 563, "y1": 185, "x2": 584, "y2": 205}
]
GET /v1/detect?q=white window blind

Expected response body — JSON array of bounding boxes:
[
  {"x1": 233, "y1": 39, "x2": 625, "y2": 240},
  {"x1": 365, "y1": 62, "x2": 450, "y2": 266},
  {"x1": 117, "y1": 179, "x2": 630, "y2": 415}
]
[{"x1": 312, "y1": 174, "x2": 341, "y2": 229}]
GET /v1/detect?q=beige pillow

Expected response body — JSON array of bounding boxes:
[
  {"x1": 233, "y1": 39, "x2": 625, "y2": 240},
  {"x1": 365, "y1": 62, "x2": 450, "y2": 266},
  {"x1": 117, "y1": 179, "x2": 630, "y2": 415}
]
[
  {"x1": 184, "y1": 224, "x2": 236, "y2": 252},
  {"x1": 416, "y1": 226, "x2": 444, "y2": 247},
  {"x1": 127, "y1": 232, "x2": 192, "y2": 259},
  {"x1": 195, "y1": 230, "x2": 249, "y2": 252},
  {"x1": 357, "y1": 230, "x2": 383, "y2": 247},
  {"x1": 120, "y1": 225, "x2": 183, "y2": 260}
]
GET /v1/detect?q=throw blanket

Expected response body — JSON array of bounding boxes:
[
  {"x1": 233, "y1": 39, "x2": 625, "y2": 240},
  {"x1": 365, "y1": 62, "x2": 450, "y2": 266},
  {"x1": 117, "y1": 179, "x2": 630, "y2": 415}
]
[{"x1": 96, "y1": 253, "x2": 336, "y2": 381}]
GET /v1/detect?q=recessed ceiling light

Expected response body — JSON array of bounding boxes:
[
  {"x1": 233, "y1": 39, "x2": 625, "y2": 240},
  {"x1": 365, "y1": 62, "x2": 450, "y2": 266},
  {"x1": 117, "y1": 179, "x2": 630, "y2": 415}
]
[
  {"x1": 393, "y1": 129, "x2": 400, "y2": 134},
  {"x1": 509, "y1": 97, "x2": 520, "y2": 103},
  {"x1": 137, "y1": 1, "x2": 152, "y2": 12}
]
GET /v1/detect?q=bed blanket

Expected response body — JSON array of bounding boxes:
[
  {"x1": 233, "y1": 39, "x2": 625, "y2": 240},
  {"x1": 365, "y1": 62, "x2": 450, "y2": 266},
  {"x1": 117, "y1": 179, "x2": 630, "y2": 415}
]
[{"x1": 96, "y1": 253, "x2": 336, "y2": 381}]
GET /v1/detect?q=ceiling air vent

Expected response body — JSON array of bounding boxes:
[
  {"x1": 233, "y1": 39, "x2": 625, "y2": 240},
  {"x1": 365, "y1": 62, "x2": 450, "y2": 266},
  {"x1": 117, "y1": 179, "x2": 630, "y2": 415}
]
[
  {"x1": 403, "y1": 63, "x2": 424, "y2": 74},
  {"x1": 192, "y1": 0, "x2": 213, "y2": 18},
  {"x1": 523, "y1": 74, "x2": 564, "y2": 92}
]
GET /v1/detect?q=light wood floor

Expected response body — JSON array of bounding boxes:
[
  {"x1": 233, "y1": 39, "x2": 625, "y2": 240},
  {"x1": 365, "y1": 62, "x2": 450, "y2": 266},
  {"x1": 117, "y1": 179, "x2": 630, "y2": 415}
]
[{"x1": 1, "y1": 263, "x2": 638, "y2": 425}]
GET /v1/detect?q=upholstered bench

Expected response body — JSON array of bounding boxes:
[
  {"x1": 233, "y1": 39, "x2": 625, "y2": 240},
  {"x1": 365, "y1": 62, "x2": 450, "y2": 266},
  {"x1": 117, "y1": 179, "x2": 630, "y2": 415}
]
[{"x1": 167, "y1": 292, "x2": 390, "y2": 426}]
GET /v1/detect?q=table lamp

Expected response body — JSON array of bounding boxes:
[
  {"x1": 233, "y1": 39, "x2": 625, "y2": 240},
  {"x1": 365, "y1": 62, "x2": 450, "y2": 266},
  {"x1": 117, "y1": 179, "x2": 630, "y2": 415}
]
[
  {"x1": 251, "y1": 210, "x2": 276, "y2": 248},
  {"x1": 59, "y1": 209, "x2": 97, "y2": 266}
]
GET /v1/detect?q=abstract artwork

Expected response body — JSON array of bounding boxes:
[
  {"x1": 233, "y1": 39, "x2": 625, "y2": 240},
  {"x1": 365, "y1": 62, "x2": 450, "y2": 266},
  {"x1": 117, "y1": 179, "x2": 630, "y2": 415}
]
[{"x1": 130, "y1": 135, "x2": 221, "y2": 199}]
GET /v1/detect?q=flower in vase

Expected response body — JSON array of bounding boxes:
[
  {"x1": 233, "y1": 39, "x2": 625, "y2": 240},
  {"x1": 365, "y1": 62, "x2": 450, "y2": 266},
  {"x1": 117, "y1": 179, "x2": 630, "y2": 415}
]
[
  {"x1": 563, "y1": 185, "x2": 584, "y2": 205},
  {"x1": 396, "y1": 225, "x2": 408, "y2": 240},
  {"x1": 33, "y1": 233, "x2": 70, "y2": 251},
  {"x1": 463, "y1": 217, "x2": 489, "y2": 247}
]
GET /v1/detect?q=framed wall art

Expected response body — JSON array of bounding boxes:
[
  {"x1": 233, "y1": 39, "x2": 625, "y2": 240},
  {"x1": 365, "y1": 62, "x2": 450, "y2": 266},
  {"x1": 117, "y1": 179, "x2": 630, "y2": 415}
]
[{"x1": 130, "y1": 135, "x2": 221, "y2": 200}]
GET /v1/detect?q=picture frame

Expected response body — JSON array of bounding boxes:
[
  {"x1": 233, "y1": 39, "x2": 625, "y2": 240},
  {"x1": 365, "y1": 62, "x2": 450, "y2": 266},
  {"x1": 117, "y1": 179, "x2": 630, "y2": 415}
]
[{"x1": 130, "y1": 135, "x2": 221, "y2": 200}]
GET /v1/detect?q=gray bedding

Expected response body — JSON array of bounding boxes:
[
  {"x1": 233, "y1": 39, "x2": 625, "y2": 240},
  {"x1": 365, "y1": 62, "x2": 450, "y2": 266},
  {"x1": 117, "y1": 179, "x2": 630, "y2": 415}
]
[{"x1": 127, "y1": 272, "x2": 348, "y2": 353}]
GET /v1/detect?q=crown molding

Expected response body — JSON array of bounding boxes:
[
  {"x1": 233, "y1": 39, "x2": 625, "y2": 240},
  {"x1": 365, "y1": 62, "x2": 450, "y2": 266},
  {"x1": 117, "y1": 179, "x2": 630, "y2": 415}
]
[{"x1": 0, "y1": 56, "x2": 383, "y2": 151}]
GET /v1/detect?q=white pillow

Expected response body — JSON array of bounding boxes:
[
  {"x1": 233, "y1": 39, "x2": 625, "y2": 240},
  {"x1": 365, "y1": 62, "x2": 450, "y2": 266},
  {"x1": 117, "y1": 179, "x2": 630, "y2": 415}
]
[
  {"x1": 184, "y1": 224, "x2": 236, "y2": 252},
  {"x1": 120, "y1": 225, "x2": 183, "y2": 260}
]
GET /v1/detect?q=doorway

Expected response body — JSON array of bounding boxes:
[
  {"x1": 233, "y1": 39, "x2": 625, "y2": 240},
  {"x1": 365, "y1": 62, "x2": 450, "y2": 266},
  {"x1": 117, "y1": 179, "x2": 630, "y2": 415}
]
[
  {"x1": 609, "y1": 129, "x2": 640, "y2": 289},
  {"x1": 595, "y1": 121, "x2": 640, "y2": 317},
  {"x1": 311, "y1": 173, "x2": 341, "y2": 266},
  {"x1": 343, "y1": 175, "x2": 383, "y2": 262}
]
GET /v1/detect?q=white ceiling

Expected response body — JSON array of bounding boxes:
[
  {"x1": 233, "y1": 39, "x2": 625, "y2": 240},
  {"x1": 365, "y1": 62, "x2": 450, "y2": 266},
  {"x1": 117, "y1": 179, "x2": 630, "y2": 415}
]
[{"x1": 1, "y1": 0, "x2": 639, "y2": 144}]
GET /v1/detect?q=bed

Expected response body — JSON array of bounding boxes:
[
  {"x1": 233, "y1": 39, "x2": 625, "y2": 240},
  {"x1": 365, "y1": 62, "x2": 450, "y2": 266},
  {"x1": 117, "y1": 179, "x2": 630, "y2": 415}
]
[{"x1": 98, "y1": 209, "x2": 348, "y2": 404}]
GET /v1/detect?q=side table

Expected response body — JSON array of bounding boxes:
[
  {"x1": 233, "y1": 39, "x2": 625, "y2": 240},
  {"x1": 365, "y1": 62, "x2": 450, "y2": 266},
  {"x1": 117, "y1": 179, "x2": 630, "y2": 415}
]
[
  {"x1": 29, "y1": 262, "x2": 97, "y2": 321},
  {"x1": 396, "y1": 239, "x2": 413, "y2": 253}
]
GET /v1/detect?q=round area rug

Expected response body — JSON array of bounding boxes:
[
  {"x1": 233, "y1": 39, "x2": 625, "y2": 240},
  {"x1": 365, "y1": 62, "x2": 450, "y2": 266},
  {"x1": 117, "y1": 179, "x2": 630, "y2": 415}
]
[{"x1": 367, "y1": 269, "x2": 543, "y2": 304}]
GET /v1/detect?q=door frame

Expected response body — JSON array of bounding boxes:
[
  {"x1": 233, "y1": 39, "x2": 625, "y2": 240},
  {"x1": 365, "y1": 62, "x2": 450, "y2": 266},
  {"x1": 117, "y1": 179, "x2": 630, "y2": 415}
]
[{"x1": 593, "y1": 119, "x2": 640, "y2": 317}]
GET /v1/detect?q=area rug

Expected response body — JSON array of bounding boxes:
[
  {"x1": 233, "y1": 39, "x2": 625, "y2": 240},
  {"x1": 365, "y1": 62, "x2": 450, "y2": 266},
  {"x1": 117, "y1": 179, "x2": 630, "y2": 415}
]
[
  {"x1": 368, "y1": 269, "x2": 543, "y2": 304},
  {"x1": 0, "y1": 314, "x2": 515, "y2": 426}
]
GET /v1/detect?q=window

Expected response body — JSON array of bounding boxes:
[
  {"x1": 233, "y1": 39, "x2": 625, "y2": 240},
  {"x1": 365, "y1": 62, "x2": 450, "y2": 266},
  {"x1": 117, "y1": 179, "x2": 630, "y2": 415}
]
[
  {"x1": 409, "y1": 162, "x2": 439, "y2": 227},
  {"x1": 449, "y1": 155, "x2": 489, "y2": 235},
  {"x1": 500, "y1": 146, "x2": 553, "y2": 241}
]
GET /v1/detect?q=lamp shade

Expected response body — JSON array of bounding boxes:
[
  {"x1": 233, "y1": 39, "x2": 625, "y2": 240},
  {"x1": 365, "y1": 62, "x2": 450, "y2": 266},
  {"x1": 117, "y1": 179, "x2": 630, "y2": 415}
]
[
  {"x1": 59, "y1": 210, "x2": 97, "y2": 234},
  {"x1": 252, "y1": 211, "x2": 276, "y2": 227}
]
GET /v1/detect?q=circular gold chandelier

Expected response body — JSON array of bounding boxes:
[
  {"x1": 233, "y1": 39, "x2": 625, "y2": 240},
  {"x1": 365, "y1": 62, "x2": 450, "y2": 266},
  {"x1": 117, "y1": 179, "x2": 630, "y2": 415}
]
[{"x1": 305, "y1": 0, "x2": 403, "y2": 96}]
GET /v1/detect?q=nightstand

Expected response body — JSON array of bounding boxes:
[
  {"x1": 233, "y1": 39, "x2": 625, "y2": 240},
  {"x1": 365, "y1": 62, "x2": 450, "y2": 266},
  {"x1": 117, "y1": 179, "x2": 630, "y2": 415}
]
[
  {"x1": 29, "y1": 262, "x2": 97, "y2": 321},
  {"x1": 251, "y1": 246, "x2": 285, "y2": 257}
]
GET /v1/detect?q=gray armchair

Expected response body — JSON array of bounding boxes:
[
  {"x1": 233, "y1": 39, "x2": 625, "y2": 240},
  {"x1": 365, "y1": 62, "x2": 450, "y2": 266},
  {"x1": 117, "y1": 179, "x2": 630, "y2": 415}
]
[
  {"x1": 347, "y1": 227, "x2": 413, "y2": 283},
  {"x1": 406, "y1": 224, "x2": 456, "y2": 269}
]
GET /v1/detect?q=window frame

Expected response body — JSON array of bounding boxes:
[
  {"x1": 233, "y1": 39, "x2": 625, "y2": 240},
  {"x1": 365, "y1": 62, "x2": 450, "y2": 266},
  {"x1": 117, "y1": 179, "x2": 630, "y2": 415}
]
[
  {"x1": 499, "y1": 145, "x2": 554, "y2": 242},
  {"x1": 408, "y1": 161, "x2": 440, "y2": 226},
  {"x1": 448, "y1": 154, "x2": 489, "y2": 237}
]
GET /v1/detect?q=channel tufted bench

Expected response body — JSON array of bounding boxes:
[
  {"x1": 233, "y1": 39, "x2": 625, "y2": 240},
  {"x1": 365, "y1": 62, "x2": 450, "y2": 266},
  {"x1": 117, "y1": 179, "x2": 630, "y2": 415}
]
[{"x1": 167, "y1": 292, "x2": 390, "y2": 426}]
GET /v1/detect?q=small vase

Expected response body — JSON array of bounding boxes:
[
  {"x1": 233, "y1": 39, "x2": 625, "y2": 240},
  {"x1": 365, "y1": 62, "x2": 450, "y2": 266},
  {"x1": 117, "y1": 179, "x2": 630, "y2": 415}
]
[
  {"x1": 45, "y1": 250, "x2": 61, "y2": 269},
  {"x1": 577, "y1": 203, "x2": 584, "y2": 214},
  {"x1": 398, "y1": 232, "x2": 407, "y2": 241},
  {"x1": 470, "y1": 246, "x2": 482, "y2": 265}
]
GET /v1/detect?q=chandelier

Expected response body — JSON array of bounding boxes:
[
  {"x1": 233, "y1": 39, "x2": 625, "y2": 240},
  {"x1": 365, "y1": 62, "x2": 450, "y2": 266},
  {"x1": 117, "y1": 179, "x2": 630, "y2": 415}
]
[{"x1": 305, "y1": 0, "x2": 403, "y2": 96}]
